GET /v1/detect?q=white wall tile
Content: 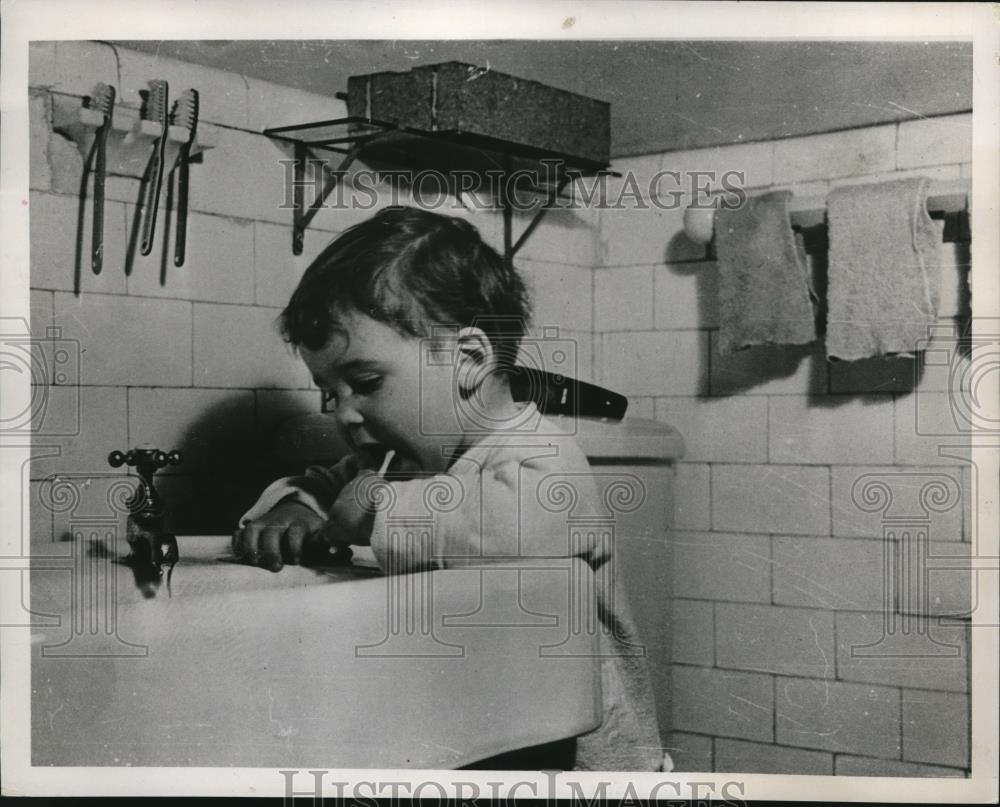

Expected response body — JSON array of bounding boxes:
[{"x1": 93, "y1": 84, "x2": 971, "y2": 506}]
[
  {"x1": 245, "y1": 77, "x2": 347, "y2": 131},
  {"x1": 29, "y1": 41, "x2": 117, "y2": 97},
  {"x1": 599, "y1": 200, "x2": 708, "y2": 267},
  {"x1": 626, "y1": 396, "x2": 654, "y2": 420},
  {"x1": 836, "y1": 611, "x2": 968, "y2": 692},
  {"x1": 659, "y1": 140, "x2": 775, "y2": 192},
  {"x1": 515, "y1": 207, "x2": 598, "y2": 267},
  {"x1": 31, "y1": 386, "x2": 128, "y2": 480},
  {"x1": 29, "y1": 91, "x2": 52, "y2": 191},
  {"x1": 830, "y1": 465, "x2": 963, "y2": 541},
  {"x1": 773, "y1": 125, "x2": 897, "y2": 183},
  {"x1": 769, "y1": 394, "x2": 894, "y2": 465},
  {"x1": 126, "y1": 210, "x2": 254, "y2": 303},
  {"x1": 655, "y1": 395, "x2": 768, "y2": 463},
  {"x1": 895, "y1": 391, "x2": 970, "y2": 466},
  {"x1": 772, "y1": 536, "x2": 887, "y2": 611},
  {"x1": 115, "y1": 46, "x2": 249, "y2": 129},
  {"x1": 897, "y1": 113, "x2": 972, "y2": 170},
  {"x1": 520, "y1": 259, "x2": 593, "y2": 333},
  {"x1": 715, "y1": 603, "x2": 835, "y2": 678},
  {"x1": 715, "y1": 738, "x2": 832, "y2": 775},
  {"x1": 776, "y1": 679, "x2": 900, "y2": 757},
  {"x1": 594, "y1": 266, "x2": 652, "y2": 332},
  {"x1": 53, "y1": 292, "x2": 192, "y2": 386},
  {"x1": 712, "y1": 463, "x2": 830, "y2": 535},
  {"x1": 599, "y1": 330, "x2": 707, "y2": 397},
  {"x1": 671, "y1": 598, "x2": 714, "y2": 666},
  {"x1": 187, "y1": 124, "x2": 292, "y2": 224},
  {"x1": 671, "y1": 531, "x2": 771, "y2": 602},
  {"x1": 30, "y1": 191, "x2": 128, "y2": 295},
  {"x1": 193, "y1": 303, "x2": 309, "y2": 389},
  {"x1": 673, "y1": 462, "x2": 711, "y2": 531},
  {"x1": 655, "y1": 261, "x2": 718, "y2": 330},
  {"x1": 902, "y1": 690, "x2": 968, "y2": 768},
  {"x1": 672, "y1": 666, "x2": 774, "y2": 742},
  {"x1": 253, "y1": 221, "x2": 330, "y2": 308}
]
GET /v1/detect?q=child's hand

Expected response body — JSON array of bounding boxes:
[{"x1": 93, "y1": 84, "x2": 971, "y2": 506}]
[
  {"x1": 316, "y1": 470, "x2": 383, "y2": 549},
  {"x1": 232, "y1": 500, "x2": 324, "y2": 572}
]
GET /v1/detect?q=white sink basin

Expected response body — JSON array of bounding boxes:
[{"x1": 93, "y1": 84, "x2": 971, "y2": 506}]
[{"x1": 31, "y1": 535, "x2": 602, "y2": 768}]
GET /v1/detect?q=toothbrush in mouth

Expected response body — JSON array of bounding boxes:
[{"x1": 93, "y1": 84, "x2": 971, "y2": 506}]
[{"x1": 375, "y1": 449, "x2": 395, "y2": 478}]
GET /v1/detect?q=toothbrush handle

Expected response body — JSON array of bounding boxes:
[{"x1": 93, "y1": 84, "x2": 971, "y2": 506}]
[
  {"x1": 91, "y1": 124, "x2": 110, "y2": 274},
  {"x1": 174, "y1": 153, "x2": 189, "y2": 266},
  {"x1": 140, "y1": 123, "x2": 167, "y2": 256}
]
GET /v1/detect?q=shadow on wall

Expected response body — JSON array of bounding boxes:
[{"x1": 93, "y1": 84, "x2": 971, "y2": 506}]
[
  {"x1": 109, "y1": 390, "x2": 324, "y2": 538},
  {"x1": 666, "y1": 219, "x2": 972, "y2": 405}
]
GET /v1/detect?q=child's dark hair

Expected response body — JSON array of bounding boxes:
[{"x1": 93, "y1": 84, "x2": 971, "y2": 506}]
[{"x1": 280, "y1": 207, "x2": 531, "y2": 372}]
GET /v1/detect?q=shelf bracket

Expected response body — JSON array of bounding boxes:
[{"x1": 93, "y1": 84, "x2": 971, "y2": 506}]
[
  {"x1": 508, "y1": 174, "x2": 574, "y2": 263},
  {"x1": 264, "y1": 115, "x2": 616, "y2": 260},
  {"x1": 291, "y1": 141, "x2": 366, "y2": 255}
]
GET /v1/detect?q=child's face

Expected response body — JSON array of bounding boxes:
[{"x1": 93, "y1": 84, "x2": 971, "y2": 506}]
[{"x1": 299, "y1": 310, "x2": 462, "y2": 477}]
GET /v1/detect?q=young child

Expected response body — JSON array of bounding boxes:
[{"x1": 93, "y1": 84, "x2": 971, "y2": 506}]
[{"x1": 234, "y1": 207, "x2": 664, "y2": 771}]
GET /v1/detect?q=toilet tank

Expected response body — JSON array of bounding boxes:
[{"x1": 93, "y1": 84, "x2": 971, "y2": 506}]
[
  {"x1": 572, "y1": 416, "x2": 684, "y2": 749},
  {"x1": 271, "y1": 412, "x2": 685, "y2": 750}
]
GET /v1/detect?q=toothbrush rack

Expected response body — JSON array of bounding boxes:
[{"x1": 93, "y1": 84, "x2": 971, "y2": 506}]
[{"x1": 53, "y1": 94, "x2": 216, "y2": 182}]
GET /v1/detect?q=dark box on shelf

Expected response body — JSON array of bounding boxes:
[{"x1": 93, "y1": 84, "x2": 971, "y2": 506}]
[{"x1": 346, "y1": 61, "x2": 610, "y2": 166}]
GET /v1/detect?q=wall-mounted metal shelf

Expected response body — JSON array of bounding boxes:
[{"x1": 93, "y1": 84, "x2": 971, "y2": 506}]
[{"x1": 263, "y1": 115, "x2": 618, "y2": 260}]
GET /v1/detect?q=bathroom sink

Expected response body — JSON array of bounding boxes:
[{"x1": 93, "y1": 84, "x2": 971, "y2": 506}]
[{"x1": 30, "y1": 535, "x2": 602, "y2": 768}]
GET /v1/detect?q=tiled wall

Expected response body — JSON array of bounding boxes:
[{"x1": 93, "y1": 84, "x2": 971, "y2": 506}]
[
  {"x1": 592, "y1": 115, "x2": 973, "y2": 776},
  {"x1": 27, "y1": 41, "x2": 598, "y2": 537},
  {"x1": 27, "y1": 41, "x2": 974, "y2": 777}
]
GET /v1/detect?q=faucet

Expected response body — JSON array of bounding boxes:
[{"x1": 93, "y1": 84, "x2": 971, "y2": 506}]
[{"x1": 108, "y1": 447, "x2": 183, "y2": 597}]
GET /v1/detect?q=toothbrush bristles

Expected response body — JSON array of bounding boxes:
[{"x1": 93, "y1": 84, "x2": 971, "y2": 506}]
[
  {"x1": 92, "y1": 83, "x2": 115, "y2": 115},
  {"x1": 172, "y1": 89, "x2": 199, "y2": 129},
  {"x1": 147, "y1": 80, "x2": 168, "y2": 122}
]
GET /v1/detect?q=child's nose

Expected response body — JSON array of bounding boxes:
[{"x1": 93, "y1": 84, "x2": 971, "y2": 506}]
[{"x1": 333, "y1": 396, "x2": 364, "y2": 427}]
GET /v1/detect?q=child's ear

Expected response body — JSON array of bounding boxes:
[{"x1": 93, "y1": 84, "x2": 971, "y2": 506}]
[{"x1": 455, "y1": 326, "x2": 495, "y2": 395}]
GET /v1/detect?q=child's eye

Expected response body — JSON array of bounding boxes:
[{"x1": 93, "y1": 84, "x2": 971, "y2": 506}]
[
  {"x1": 350, "y1": 375, "x2": 383, "y2": 396},
  {"x1": 321, "y1": 388, "x2": 338, "y2": 406}
]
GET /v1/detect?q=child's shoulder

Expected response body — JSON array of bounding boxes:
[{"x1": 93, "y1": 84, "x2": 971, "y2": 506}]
[{"x1": 475, "y1": 405, "x2": 592, "y2": 475}]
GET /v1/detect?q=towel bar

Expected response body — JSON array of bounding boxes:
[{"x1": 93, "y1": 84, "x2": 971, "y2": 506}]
[{"x1": 683, "y1": 177, "x2": 969, "y2": 245}]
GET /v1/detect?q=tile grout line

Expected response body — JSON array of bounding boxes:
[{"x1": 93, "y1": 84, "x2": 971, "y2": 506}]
[
  {"x1": 251, "y1": 221, "x2": 258, "y2": 306},
  {"x1": 897, "y1": 686, "x2": 905, "y2": 761},
  {"x1": 190, "y1": 301, "x2": 195, "y2": 387},
  {"x1": 828, "y1": 463, "x2": 834, "y2": 536},
  {"x1": 772, "y1": 674, "x2": 778, "y2": 745}
]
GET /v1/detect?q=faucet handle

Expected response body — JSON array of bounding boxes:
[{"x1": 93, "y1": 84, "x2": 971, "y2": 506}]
[{"x1": 108, "y1": 448, "x2": 184, "y2": 470}]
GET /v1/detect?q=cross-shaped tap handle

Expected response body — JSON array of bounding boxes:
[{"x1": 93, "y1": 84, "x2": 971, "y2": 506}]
[{"x1": 108, "y1": 448, "x2": 183, "y2": 470}]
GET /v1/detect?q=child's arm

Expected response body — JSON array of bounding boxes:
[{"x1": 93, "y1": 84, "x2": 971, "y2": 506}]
[
  {"x1": 233, "y1": 454, "x2": 360, "y2": 571},
  {"x1": 239, "y1": 454, "x2": 360, "y2": 525},
  {"x1": 364, "y1": 439, "x2": 602, "y2": 574},
  {"x1": 310, "y1": 451, "x2": 395, "y2": 551}
]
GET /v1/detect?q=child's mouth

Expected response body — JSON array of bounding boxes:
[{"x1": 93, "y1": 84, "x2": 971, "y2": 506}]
[{"x1": 355, "y1": 442, "x2": 392, "y2": 470}]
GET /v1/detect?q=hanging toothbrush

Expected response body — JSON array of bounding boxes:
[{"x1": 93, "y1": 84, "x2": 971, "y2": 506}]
[
  {"x1": 90, "y1": 83, "x2": 116, "y2": 274},
  {"x1": 140, "y1": 79, "x2": 169, "y2": 256},
  {"x1": 171, "y1": 89, "x2": 199, "y2": 267}
]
